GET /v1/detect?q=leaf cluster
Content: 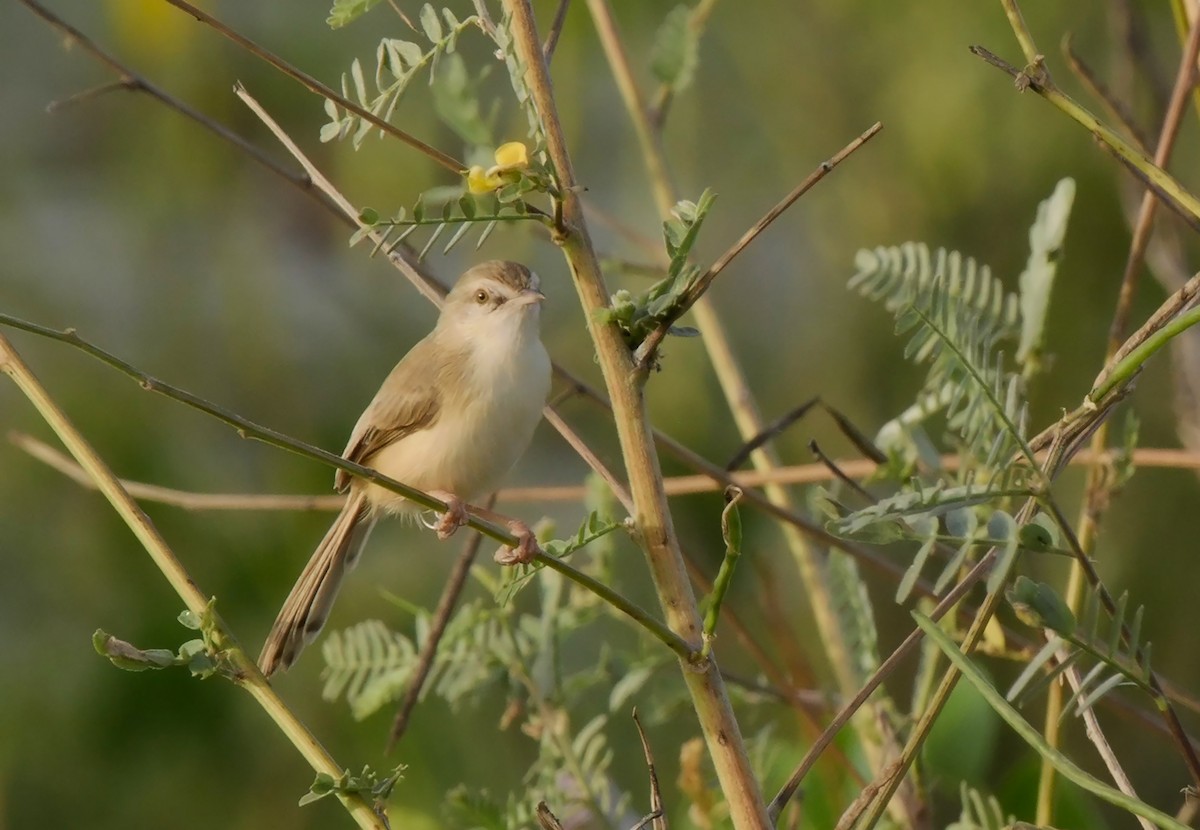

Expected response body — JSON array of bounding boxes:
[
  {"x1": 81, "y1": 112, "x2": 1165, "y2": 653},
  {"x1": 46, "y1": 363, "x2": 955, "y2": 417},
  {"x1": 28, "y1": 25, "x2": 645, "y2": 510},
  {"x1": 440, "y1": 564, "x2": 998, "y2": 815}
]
[
  {"x1": 1007, "y1": 576, "x2": 1157, "y2": 718},
  {"x1": 353, "y1": 188, "x2": 545, "y2": 261},
  {"x1": 596, "y1": 190, "x2": 716, "y2": 351},
  {"x1": 322, "y1": 5, "x2": 480, "y2": 147},
  {"x1": 93, "y1": 599, "x2": 235, "y2": 680},
  {"x1": 300, "y1": 764, "x2": 405, "y2": 811}
]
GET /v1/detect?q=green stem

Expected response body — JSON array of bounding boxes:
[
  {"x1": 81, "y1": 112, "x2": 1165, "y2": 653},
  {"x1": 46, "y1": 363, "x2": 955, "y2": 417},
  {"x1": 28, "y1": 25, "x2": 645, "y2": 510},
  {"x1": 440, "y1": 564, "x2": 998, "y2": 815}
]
[
  {"x1": 970, "y1": 46, "x2": 1200, "y2": 224},
  {"x1": 915, "y1": 612, "x2": 1189, "y2": 830},
  {"x1": 1091, "y1": 305, "x2": 1200, "y2": 401},
  {"x1": 701, "y1": 488, "x2": 744, "y2": 659},
  {"x1": 0, "y1": 331, "x2": 388, "y2": 830},
  {"x1": 537, "y1": 554, "x2": 693, "y2": 661}
]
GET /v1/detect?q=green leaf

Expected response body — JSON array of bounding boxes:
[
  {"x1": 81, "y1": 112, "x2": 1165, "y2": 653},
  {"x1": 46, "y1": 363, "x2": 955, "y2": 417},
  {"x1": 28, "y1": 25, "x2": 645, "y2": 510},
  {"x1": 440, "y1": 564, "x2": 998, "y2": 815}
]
[
  {"x1": 419, "y1": 4, "x2": 443, "y2": 41},
  {"x1": 327, "y1": 0, "x2": 382, "y2": 29},
  {"x1": 1007, "y1": 576, "x2": 1076, "y2": 635},
  {"x1": 93, "y1": 630, "x2": 178, "y2": 672},
  {"x1": 319, "y1": 120, "x2": 345, "y2": 143},
  {"x1": 349, "y1": 58, "x2": 368, "y2": 105},
  {"x1": 650, "y1": 5, "x2": 699, "y2": 93},
  {"x1": 1017, "y1": 178, "x2": 1075, "y2": 372},
  {"x1": 1017, "y1": 519, "x2": 1054, "y2": 552},
  {"x1": 392, "y1": 39, "x2": 425, "y2": 69},
  {"x1": 358, "y1": 206, "x2": 379, "y2": 225},
  {"x1": 432, "y1": 52, "x2": 493, "y2": 146},
  {"x1": 608, "y1": 664, "x2": 654, "y2": 712}
]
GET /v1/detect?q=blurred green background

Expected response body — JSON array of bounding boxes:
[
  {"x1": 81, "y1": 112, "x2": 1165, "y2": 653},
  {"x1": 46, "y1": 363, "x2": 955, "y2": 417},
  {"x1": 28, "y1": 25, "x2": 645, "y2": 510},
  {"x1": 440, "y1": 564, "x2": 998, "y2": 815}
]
[{"x1": 3, "y1": 1, "x2": 1199, "y2": 827}]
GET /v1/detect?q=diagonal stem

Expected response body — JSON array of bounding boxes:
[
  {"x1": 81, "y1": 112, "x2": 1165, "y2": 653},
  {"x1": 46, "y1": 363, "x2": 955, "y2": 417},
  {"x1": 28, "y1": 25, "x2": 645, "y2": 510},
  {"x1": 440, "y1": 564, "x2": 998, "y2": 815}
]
[
  {"x1": 0, "y1": 331, "x2": 389, "y2": 830},
  {"x1": 0, "y1": 315, "x2": 689, "y2": 658},
  {"x1": 160, "y1": 0, "x2": 465, "y2": 173}
]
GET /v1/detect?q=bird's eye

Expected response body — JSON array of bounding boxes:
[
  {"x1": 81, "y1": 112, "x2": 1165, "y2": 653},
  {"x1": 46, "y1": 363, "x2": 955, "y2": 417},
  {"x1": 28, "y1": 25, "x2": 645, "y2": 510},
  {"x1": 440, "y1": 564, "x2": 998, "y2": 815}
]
[{"x1": 474, "y1": 289, "x2": 489, "y2": 304}]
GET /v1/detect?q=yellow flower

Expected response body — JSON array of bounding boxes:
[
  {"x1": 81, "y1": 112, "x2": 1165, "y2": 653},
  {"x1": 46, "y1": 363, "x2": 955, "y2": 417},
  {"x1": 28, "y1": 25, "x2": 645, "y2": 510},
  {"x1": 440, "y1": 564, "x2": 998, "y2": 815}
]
[
  {"x1": 491, "y1": 141, "x2": 528, "y2": 172},
  {"x1": 467, "y1": 165, "x2": 503, "y2": 194},
  {"x1": 465, "y1": 142, "x2": 530, "y2": 194}
]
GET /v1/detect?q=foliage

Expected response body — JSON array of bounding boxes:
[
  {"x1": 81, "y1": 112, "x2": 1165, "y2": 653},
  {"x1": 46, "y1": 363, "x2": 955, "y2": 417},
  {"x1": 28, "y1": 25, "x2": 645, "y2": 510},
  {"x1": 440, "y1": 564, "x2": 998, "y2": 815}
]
[
  {"x1": 1006, "y1": 576, "x2": 1157, "y2": 718},
  {"x1": 93, "y1": 599, "x2": 235, "y2": 680},
  {"x1": 917, "y1": 612, "x2": 1189, "y2": 830},
  {"x1": 818, "y1": 182, "x2": 1081, "y2": 611},
  {"x1": 945, "y1": 783, "x2": 1012, "y2": 830},
  {"x1": 321, "y1": 6, "x2": 481, "y2": 147},
  {"x1": 650, "y1": 5, "x2": 700, "y2": 94},
  {"x1": 13, "y1": 0, "x2": 1200, "y2": 828},
  {"x1": 596, "y1": 189, "x2": 716, "y2": 350},
  {"x1": 300, "y1": 765, "x2": 405, "y2": 811}
]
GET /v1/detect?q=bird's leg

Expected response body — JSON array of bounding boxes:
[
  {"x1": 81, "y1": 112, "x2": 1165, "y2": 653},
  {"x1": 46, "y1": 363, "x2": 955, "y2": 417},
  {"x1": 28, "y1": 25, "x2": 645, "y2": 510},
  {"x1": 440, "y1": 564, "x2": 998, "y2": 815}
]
[
  {"x1": 493, "y1": 518, "x2": 540, "y2": 566},
  {"x1": 427, "y1": 490, "x2": 468, "y2": 540},
  {"x1": 462, "y1": 502, "x2": 541, "y2": 565}
]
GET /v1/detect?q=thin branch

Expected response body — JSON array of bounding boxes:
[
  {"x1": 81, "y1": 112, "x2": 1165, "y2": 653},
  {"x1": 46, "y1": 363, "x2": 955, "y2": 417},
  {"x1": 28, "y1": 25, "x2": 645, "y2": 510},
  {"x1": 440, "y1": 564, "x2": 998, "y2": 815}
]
[
  {"x1": 0, "y1": 331, "x2": 389, "y2": 830},
  {"x1": 17, "y1": 0, "x2": 338, "y2": 215},
  {"x1": 999, "y1": 0, "x2": 1042, "y2": 68},
  {"x1": 386, "y1": 495, "x2": 493, "y2": 751},
  {"x1": 1058, "y1": 656, "x2": 1156, "y2": 830},
  {"x1": 542, "y1": 0, "x2": 571, "y2": 62},
  {"x1": 631, "y1": 709, "x2": 666, "y2": 830},
  {"x1": 1092, "y1": 139, "x2": 1200, "y2": 235},
  {"x1": 767, "y1": 545, "x2": 998, "y2": 821},
  {"x1": 20, "y1": 428, "x2": 1200, "y2": 509},
  {"x1": 635, "y1": 122, "x2": 883, "y2": 370},
  {"x1": 45, "y1": 79, "x2": 128, "y2": 112},
  {"x1": 1061, "y1": 32, "x2": 1150, "y2": 153},
  {"x1": 1092, "y1": 271, "x2": 1200, "y2": 401},
  {"x1": 160, "y1": 0, "x2": 465, "y2": 174},
  {"x1": 1042, "y1": 499, "x2": 1200, "y2": 785},
  {"x1": 1106, "y1": 13, "x2": 1200, "y2": 354},
  {"x1": 0, "y1": 315, "x2": 689, "y2": 659},
  {"x1": 969, "y1": 45, "x2": 1200, "y2": 224}
]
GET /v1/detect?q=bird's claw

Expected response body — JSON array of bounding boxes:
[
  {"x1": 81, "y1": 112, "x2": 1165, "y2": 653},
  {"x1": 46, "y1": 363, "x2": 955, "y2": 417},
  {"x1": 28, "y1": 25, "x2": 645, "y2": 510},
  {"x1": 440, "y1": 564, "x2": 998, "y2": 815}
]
[
  {"x1": 428, "y1": 491, "x2": 467, "y2": 540},
  {"x1": 494, "y1": 520, "x2": 540, "y2": 566}
]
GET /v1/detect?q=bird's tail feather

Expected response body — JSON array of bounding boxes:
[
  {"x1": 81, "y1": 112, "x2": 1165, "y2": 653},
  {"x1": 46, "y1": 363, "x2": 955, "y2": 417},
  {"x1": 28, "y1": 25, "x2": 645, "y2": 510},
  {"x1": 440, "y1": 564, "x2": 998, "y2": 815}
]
[{"x1": 258, "y1": 492, "x2": 375, "y2": 676}]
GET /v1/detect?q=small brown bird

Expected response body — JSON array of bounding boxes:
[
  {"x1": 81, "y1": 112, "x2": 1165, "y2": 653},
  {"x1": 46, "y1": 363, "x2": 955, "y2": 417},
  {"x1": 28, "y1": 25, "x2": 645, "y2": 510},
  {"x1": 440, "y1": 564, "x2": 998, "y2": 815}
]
[{"x1": 259, "y1": 260, "x2": 551, "y2": 676}]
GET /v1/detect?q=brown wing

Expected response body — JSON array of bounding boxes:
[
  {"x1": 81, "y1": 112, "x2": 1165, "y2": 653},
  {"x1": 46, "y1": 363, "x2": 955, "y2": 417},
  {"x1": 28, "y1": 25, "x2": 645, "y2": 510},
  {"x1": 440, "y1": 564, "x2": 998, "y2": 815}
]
[{"x1": 333, "y1": 333, "x2": 448, "y2": 492}]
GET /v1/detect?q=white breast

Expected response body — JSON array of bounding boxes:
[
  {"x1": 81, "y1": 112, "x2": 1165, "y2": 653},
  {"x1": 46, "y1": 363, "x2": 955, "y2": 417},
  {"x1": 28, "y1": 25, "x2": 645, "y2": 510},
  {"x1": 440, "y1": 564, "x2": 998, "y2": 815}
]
[{"x1": 363, "y1": 325, "x2": 550, "y2": 514}]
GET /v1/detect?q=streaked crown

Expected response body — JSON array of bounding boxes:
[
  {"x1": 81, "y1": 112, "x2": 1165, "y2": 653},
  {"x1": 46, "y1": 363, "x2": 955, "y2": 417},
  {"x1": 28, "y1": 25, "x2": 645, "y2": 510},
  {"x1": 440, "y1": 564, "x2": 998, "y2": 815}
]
[{"x1": 447, "y1": 260, "x2": 540, "y2": 303}]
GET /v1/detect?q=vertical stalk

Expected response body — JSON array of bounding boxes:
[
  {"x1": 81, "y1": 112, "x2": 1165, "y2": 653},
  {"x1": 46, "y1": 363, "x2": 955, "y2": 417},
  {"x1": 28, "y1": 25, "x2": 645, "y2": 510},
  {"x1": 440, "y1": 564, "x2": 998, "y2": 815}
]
[
  {"x1": 582, "y1": 0, "x2": 857, "y2": 695},
  {"x1": 502, "y1": 3, "x2": 770, "y2": 826},
  {"x1": 582, "y1": 1, "x2": 910, "y2": 819}
]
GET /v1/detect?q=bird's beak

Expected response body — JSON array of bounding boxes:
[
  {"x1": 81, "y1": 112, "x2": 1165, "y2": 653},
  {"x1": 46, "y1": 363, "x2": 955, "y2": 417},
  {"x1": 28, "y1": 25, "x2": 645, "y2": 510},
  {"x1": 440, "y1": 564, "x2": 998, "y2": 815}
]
[{"x1": 515, "y1": 288, "x2": 546, "y2": 306}]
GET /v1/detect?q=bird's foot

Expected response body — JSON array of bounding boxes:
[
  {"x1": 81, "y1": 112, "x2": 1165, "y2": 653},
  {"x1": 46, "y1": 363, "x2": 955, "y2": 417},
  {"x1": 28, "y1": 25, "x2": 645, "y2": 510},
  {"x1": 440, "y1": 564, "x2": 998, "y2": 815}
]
[
  {"x1": 427, "y1": 490, "x2": 468, "y2": 540},
  {"x1": 494, "y1": 519, "x2": 541, "y2": 566}
]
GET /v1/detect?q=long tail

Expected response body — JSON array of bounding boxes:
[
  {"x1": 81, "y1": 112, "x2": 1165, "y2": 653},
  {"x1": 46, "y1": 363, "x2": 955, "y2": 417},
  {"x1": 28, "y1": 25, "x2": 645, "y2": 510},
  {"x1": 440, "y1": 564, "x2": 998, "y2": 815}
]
[{"x1": 259, "y1": 491, "x2": 375, "y2": 676}]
